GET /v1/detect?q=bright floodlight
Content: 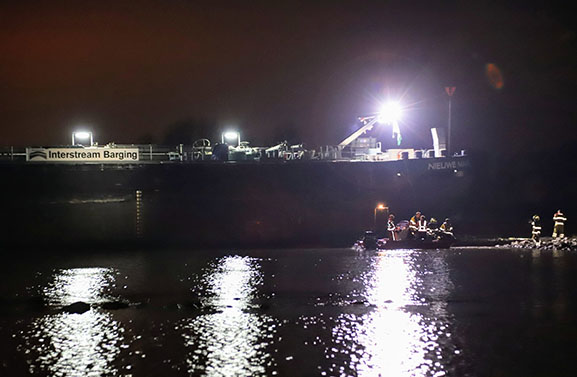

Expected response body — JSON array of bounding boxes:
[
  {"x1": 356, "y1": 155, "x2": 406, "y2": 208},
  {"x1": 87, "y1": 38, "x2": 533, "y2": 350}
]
[
  {"x1": 223, "y1": 131, "x2": 239, "y2": 141},
  {"x1": 378, "y1": 101, "x2": 402, "y2": 124},
  {"x1": 74, "y1": 131, "x2": 91, "y2": 139},
  {"x1": 221, "y1": 131, "x2": 241, "y2": 146},
  {"x1": 71, "y1": 131, "x2": 94, "y2": 146}
]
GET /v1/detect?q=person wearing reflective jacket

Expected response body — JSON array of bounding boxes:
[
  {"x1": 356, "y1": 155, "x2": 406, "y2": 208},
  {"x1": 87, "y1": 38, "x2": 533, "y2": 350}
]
[
  {"x1": 387, "y1": 214, "x2": 398, "y2": 241},
  {"x1": 409, "y1": 212, "x2": 421, "y2": 233},
  {"x1": 440, "y1": 218, "x2": 453, "y2": 236},
  {"x1": 531, "y1": 215, "x2": 542, "y2": 242},
  {"x1": 417, "y1": 215, "x2": 428, "y2": 240},
  {"x1": 552, "y1": 210, "x2": 567, "y2": 238}
]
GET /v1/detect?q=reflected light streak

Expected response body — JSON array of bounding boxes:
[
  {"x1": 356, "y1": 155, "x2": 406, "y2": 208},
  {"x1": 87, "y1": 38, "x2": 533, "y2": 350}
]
[
  {"x1": 28, "y1": 311, "x2": 123, "y2": 376},
  {"x1": 23, "y1": 268, "x2": 123, "y2": 376},
  {"x1": 331, "y1": 251, "x2": 451, "y2": 377},
  {"x1": 184, "y1": 256, "x2": 274, "y2": 376},
  {"x1": 42, "y1": 267, "x2": 116, "y2": 306}
]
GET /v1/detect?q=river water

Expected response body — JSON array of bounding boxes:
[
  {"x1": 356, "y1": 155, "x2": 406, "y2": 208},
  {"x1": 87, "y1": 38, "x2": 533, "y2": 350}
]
[{"x1": 1, "y1": 247, "x2": 577, "y2": 376}]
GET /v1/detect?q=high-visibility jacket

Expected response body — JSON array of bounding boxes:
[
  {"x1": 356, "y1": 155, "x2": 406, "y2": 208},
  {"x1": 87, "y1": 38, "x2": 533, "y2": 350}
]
[
  {"x1": 531, "y1": 221, "x2": 542, "y2": 235},
  {"x1": 418, "y1": 220, "x2": 428, "y2": 232},
  {"x1": 554, "y1": 212, "x2": 567, "y2": 225},
  {"x1": 440, "y1": 223, "x2": 453, "y2": 233},
  {"x1": 387, "y1": 220, "x2": 396, "y2": 232},
  {"x1": 410, "y1": 216, "x2": 419, "y2": 230}
]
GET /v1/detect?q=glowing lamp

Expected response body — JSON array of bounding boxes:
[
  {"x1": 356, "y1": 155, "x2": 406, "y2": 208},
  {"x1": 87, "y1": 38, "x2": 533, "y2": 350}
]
[
  {"x1": 71, "y1": 131, "x2": 94, "y2": 146},
  {"x1": 378, "y1": 101, "x2": 402, "y2": 124},
  {"x1": 221, "y1": 131, "x2": 241, "y2": 146}
]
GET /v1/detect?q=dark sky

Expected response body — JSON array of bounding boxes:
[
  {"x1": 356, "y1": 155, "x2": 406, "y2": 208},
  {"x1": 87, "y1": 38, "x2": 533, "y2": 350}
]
[{"x1": 1, "y1": 0, "x2": 576, "y2": 152}]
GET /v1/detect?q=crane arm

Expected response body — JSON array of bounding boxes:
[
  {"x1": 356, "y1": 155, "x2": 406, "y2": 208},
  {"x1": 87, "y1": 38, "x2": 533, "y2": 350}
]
[{"x1": 338, "y1": 117, "x2": 378, "y2": 147}]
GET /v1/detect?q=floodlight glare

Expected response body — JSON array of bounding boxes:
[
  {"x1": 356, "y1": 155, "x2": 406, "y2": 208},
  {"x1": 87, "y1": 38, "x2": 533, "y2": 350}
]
[
  {"x1": 223, "y1": 131, "x2": 239, "y2": 141},
  {"x1": 378, "y1": 101, "x2": 402, "y2": 124},
  {"x1": 71, "y1": 130, "x2": 94, "y2": 146},
  {"x1": 74, "y1": 131, "x2": 91, "y2": 139},
  {"x1": 221, "y1": 130, "x2": 241, "y2": 146}
]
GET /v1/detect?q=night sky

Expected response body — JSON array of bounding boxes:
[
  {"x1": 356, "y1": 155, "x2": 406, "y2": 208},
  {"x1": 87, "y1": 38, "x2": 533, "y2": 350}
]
[{"x1": 1, "y1": 1, "x2": 576, "y2": 154}]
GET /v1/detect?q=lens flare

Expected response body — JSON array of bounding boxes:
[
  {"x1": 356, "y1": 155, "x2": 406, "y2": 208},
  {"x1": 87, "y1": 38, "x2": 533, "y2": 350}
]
[
  {"x1": 485, "y1": 63, "x2": 504, "y2": 90},
  {"x1": 378, "y1": 101, "x2": 403, "y2": 123}
]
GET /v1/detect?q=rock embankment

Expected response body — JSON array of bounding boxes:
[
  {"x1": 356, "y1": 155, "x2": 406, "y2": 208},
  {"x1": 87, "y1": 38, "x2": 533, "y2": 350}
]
[{"x1": 499, "y1": 237, "x2": 577, "y2": 251}]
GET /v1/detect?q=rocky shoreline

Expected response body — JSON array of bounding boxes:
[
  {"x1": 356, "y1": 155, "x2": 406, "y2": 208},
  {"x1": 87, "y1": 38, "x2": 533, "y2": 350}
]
[{"x1": 497, "y1": 237, "x2": 577, "y2": 251}]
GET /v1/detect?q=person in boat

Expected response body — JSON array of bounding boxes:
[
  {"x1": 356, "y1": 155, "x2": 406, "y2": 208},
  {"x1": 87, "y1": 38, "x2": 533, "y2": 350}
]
[
  {"x1": 387, "y1": 214, "x2": 398, "y2": 241},
  {"x1": 440, "y1": 218, "x2": 454, "y2": 236},
  {"x1": 552, "y1": 210, "x2": 567, "y2": 238},
  {"x1": 417, "y1": 214, "x2": 428, "y2": 240},
  {"x1": 409, "y1": 211, "x2": 422, "y2": 236},
  {"x1": 427, "y1": 217, "x2": 443, "y2": 240},
  {"x1": 530, "y1": 215, "x2": 541, "y2": 243}
]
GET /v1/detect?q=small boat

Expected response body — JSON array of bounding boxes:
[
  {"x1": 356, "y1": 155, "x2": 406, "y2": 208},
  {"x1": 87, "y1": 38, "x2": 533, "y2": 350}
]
[
  {"x1": 353, "y1": 220, "x2": 455, "y2": 250},
  {"x1": 376, "y1": 237, "x2": 454, "y2": 250}
]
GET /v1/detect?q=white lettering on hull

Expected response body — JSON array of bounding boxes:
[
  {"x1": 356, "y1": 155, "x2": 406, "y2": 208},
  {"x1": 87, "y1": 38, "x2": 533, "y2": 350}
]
[
  {"x1": 427, "y1": 160, "x2": 469, "y2": 170},
  {"x1": 27, "y1": 148, "x2": 139, "y2": 162}
]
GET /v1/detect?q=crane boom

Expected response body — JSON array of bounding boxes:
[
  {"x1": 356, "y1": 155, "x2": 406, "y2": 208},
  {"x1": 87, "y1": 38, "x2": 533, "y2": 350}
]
[{"x1": 338, "y1": 116, "x2": 378, "y2": 147}]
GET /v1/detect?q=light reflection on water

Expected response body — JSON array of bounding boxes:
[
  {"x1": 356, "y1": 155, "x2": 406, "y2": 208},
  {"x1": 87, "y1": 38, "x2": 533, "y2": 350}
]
[
  {"x1": 7, "y1": 248, "x2": 577, "y2": 376},
  {"x1": 330, "y1": 250, "x2": 454, "y2": 377},
  {"x1": 22, "y1": 267, "x2": 124, "y2": 376},
  {"x1": 183, "y1": 255, "x2": 276, "y2": 376},
  {"x1": 11, "y1": 250, "x2": 464, "y2": 376},
  {"x1": 42, "y1": 267, "x2": 116, "y2": 306}
]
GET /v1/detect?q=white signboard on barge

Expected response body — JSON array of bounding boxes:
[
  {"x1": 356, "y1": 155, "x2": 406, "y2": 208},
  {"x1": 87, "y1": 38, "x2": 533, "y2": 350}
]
[{"x1": 26, "y1": 147, "x2": 139, "y2": 163}]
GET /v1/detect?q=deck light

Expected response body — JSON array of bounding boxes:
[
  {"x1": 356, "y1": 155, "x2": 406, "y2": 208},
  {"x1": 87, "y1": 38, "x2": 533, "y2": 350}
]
[
  {"x1": 378, "y1": 101, "x2": 402, "y2": 124},
  {"x1": 222, "y1": 131, "x2": 241, "y2": 147},
  {"x1": 72, "y1": 131, "x2": 94, "y2": 146}
]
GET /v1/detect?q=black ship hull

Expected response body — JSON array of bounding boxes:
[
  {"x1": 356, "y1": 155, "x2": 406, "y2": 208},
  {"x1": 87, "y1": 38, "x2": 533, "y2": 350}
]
[{"x1": 0, "y1": 157, "x2": 471, "y2": 248}]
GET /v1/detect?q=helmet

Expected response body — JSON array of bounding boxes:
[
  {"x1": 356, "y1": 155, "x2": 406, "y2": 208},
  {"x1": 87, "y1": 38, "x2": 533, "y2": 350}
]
[
  {"x1": 444, "y1": 218, "x2": 450, "y2": 222},
  {"x1": 533, "y1": 215, "x2": 540, "y2": 221}
]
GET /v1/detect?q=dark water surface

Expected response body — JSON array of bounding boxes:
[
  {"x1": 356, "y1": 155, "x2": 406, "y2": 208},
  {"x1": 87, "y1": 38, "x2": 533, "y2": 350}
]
[{"x1": 2, "y1": 247, "x2": 577, "y2": 376}]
